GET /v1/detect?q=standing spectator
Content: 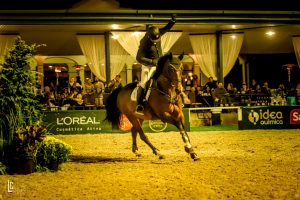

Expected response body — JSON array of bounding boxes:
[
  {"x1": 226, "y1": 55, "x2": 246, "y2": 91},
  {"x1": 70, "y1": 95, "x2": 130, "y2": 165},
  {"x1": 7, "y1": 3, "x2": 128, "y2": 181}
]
[
  {"x1": 68, "y1": 77, "x2": 77, "y2": 93},
  {"x1": 250, "y1": 79, "x2": 257, "y2": 91},
  {"x1": 84, "y1": 78, "x2": 95, "y2": 105},
  {"x1": 108, "y1": 75, "x2": 122, "y2": 91},
  {"x1": 205, "y1": 76, "x2": 217, "y2": 90},
  {"x1": 94, "y1": 77, "x2": 105, "y2": 108}
]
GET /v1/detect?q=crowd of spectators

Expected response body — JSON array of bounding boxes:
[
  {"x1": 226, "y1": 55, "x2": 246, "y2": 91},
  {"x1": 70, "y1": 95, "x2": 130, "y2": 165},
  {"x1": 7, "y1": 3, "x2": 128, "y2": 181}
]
[
  {"x1": 182, "y1": 75, "x2": 300, "y2": 107},
  {"x1": 40, "y1": 72, "x2": 300, "y2": 111},
  {"x1": 41, "y1": 75, "x2": 122, "y2": 111}
]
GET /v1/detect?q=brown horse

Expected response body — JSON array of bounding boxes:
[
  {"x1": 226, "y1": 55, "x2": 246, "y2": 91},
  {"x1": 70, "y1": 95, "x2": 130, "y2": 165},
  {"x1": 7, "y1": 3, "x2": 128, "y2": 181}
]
[{"x1": 105, "y1": 53, "x2": 199, "y2": 161}]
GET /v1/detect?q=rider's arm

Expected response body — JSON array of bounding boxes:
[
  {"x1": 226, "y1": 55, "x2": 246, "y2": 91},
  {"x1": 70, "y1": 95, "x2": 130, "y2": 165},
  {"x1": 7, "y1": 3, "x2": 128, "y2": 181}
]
[
  {"x1": 159, "y1": 16, "x2": 176, "y2": 35},
  {"x1": 136, "y1": 40, "x2": 156, "y2": 66}
]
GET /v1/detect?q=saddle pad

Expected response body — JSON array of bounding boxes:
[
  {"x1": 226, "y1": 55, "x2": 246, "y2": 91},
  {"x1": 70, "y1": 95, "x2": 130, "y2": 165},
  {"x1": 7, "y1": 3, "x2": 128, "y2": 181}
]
[{"x1": 131, "y1": 87, "x2": 138, "y2": 101}]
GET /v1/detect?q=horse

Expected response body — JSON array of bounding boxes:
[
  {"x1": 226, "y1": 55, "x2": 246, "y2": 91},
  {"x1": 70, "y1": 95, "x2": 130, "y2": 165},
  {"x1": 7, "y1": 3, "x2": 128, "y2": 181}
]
[{"x1": 105, "y1": 53, "x2": 199, "y2": 161}]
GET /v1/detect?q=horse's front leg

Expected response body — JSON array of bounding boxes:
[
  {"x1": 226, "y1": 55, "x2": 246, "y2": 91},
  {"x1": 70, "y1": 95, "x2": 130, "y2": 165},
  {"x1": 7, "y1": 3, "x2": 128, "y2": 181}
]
[
  {"x1": 164, "y1": 111, "x2": 199, "y2": 161},
  {"x1": 178, "y1": 121, "x2": 199, "y2": 161}
]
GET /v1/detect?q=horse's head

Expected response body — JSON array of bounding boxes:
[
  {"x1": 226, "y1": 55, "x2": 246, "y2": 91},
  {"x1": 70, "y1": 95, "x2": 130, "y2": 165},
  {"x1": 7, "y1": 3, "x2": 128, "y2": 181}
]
[{"x1": 158, "y1": 52, "x2": 183, "y2": 87}]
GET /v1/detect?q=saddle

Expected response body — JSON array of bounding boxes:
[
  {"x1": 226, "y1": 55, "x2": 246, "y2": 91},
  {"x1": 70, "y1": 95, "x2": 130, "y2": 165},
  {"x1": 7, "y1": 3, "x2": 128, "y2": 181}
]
[{"x1": 130, "y1": 79, "x2": 153, "y2": 102}]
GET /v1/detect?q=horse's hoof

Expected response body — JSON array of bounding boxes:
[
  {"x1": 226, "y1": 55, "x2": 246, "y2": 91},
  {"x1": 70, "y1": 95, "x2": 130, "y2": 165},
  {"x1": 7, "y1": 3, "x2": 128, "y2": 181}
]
[
  {"x1": 191, "y1": 153, "x2": 200, "y2": 161},
  {"x1": 134, "y1": 152, "x2": 142, "y2": 157},
  {"x1": 158, "y1": 154, "x2": 165, "y2": 159}
]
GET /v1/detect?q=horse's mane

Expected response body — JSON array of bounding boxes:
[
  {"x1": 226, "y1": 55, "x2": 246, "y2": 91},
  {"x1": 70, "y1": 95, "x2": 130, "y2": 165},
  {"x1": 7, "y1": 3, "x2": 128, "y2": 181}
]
[{"x1": 152, "y1": 53, "x2": 173, "y2": 79}]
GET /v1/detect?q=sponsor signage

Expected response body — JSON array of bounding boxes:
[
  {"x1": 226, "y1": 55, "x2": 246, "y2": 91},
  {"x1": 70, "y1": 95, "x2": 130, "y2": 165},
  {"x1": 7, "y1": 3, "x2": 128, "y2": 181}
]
[
  {"x1": 43, "y1": 109, "x2": 190, "y2": 134},
  {"x1": 238, "y1": 106, "x2": 300, "y2": 130}
]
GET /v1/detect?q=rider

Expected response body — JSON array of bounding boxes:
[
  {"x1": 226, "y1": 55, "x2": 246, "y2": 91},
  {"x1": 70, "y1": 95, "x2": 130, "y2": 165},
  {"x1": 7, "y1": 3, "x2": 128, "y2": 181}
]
[{"x1": 135, "y1": 14, "x2": 177, "y2": 112}]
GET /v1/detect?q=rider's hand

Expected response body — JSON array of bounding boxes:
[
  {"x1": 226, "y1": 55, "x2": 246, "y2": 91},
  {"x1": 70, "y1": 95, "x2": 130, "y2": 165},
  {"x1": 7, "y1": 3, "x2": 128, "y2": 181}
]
[
  {"x1": 152, "y1": 58, "x2": 159, "y2": 66},
  {"x1": 171, "y1": 14, "x2": 177, "y2": 22}
]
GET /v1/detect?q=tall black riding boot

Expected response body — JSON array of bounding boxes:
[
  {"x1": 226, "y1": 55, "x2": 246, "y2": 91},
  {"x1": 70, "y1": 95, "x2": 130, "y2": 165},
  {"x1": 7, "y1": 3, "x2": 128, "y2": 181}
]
[{"x1": 136, "y1": 87, "x2": 145, "y2": 112}]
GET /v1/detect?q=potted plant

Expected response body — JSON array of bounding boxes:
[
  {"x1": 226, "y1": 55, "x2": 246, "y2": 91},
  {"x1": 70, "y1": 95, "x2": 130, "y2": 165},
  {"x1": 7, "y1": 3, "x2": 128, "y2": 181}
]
[
  {"x1": 12, "y1": 124, "x2": 47, "y2": 174},
  {"x1": 36, "y1": 136, "x2": 72, "y2": 171},
  {"x1": 0, "y1": 36, "x2": 45, "y2": 171}
]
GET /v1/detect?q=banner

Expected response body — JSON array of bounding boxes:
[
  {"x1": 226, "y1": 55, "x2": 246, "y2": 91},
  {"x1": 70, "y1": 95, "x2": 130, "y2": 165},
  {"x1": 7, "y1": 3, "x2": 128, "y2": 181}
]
[
  {"x1": 43, "y1": 109, "x2": 190, "y2": 134},
  {"x1": 238, "y1": 106, "x2": 300, "y2": 130}
]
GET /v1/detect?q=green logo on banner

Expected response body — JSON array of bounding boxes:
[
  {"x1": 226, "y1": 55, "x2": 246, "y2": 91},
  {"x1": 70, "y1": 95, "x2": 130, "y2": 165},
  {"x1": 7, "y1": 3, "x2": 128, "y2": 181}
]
[{"x1": 149, "y1": 120, "x2": 167, "y2": 132}]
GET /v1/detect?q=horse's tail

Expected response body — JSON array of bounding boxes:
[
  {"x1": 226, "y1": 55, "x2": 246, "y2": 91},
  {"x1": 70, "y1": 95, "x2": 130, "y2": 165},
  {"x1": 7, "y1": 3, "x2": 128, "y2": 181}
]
[{"x1": 104, "y1": 87, "x2": 122, "y2": 128}]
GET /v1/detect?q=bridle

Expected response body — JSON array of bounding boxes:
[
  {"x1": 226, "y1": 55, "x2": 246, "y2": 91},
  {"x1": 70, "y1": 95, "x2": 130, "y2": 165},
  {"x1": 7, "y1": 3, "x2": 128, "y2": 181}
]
[
  {"x1": 164, "y1": 62, "x2": 182, "y2": 87},
  {"x1": 152, "y1": 60, "x2": 183, "y2": 104}
]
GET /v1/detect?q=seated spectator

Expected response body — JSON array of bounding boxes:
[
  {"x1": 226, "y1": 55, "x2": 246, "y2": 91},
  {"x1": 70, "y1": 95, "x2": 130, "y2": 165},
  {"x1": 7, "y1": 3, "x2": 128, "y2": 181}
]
[
  {"x1": 277, "y1": 83, "x2": 286, "y2": 97},
  {"x1": 188, "y1": 87, "x2": 196, "y2": 105},
  {"x1": 261, "y1": 81, "x2": 271, "y2": 96},
  {"x1": 250, "y1": 79, "x2": 257, "y2": 92},
  {"x1": 213, "y1": 82, "x2": 230, "y2": 106},
  {"x1": 58, "y1": 87, "x2": 71, "y2": 106},
  {"x1": 43, "y1": 86, "x2": 56, "y2": 108},
  {"x1": 255, "y1": 84, "x2": 262, "y2": 94},
  {"x1": 240, "y1": 83, "x2": 251, "y2": 95},
  {"x1": 227, "y1": 83, "x2": 238, "y2": 105},
  {"x1": 69, "y1": 87, "x2": 84, "y2": 108}
]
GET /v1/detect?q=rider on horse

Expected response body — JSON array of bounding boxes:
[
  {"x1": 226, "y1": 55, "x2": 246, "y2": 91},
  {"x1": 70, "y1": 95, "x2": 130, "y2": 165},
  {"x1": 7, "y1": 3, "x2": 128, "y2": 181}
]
[{"x1": 135, "y1": 14, "x2": 177, "y2": 112}]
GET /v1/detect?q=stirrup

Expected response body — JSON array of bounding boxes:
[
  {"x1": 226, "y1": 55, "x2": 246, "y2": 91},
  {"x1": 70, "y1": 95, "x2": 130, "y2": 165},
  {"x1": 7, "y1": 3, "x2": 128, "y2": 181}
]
[{"x1": 136, "y1": 104, "x2": 144, "y2": 112}]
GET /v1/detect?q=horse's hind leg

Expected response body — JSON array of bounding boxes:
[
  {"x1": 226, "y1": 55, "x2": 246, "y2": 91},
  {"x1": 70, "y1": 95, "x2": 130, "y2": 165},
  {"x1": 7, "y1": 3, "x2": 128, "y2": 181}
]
[
  {"x1": 138, "y1": 129, "x2": 165, "y2": 159},
  {"x1": 129, "y1": 118, "x2": 162, "y2": 158},
  {"x1": 131, "y1": 127, "x2": 141, "y2": 157}
]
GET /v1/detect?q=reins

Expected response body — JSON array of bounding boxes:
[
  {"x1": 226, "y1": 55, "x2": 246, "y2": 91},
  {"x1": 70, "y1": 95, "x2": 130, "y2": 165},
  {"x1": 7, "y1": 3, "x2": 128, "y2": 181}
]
[{"x1": 150, "y1": 61, "x2": 182, "y2": 104}]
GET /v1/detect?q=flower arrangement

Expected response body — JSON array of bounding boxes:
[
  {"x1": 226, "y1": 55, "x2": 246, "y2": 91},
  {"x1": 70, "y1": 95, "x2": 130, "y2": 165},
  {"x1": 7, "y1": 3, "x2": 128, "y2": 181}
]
[
  {"x1": 13, "y1": 125, "x2": 47, "y2": 159},
  {"x1": 36, "y1": 136, "x2": 72, "y2": 171}
]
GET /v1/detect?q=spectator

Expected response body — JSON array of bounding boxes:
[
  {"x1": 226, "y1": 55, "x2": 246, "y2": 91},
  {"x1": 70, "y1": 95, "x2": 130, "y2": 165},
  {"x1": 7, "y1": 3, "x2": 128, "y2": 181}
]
[
  {"x1": 84, "y1": 78, "x2": 95, "y2": 105},
  {"x1": 108, "y1": 75, "x2": 122, "y2": 91},
  {"x1": 69, "y1": 87, "x2": 84, "y2": 109},
  {"x1": 250, "y1": 79, "x2": 257, "y2": 91},
  {"x1": 213, "y1": 82, "x2": 230, "y2": 106},
  {"x1": 205, "y1": 76, "x2": 217, "y2": 90},
  {"x1": 255, "y1": 84, "x2": 262, "y2": 94},
  {"x1": 188, "y1": 87, "x2": 196, "y2": 105},
  {"x1": 240, "y1": 83, "x2": 250, "y2": 95},
  {"x1": 296, "y1": 83, "x2": 300, "y2": 105},
  {"x1": 94, "y1": 77, "x2": 105, "y2": 108},
  {"x1": 261, "y1": 81, "x2": 271, "y2": 96},
  {"x1": 68, "y1": 77, "x2": 77, "y2": 93}
]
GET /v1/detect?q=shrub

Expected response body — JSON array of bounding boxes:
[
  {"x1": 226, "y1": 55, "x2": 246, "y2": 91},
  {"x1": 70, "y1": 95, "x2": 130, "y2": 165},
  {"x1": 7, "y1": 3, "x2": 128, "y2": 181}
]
[{"x1": 36, "y1": 136, "x2": 72, "y2": 171}]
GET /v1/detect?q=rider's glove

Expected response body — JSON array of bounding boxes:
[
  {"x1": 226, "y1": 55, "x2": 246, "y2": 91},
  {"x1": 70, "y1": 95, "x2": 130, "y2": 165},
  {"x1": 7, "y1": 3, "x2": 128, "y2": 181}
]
[{"x1": 171, "y1": 14, "x2": 177, "y2": 22}]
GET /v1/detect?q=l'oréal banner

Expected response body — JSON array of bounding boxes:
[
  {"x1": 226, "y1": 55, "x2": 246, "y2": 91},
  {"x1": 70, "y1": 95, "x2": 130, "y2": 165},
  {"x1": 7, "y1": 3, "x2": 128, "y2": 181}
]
[
  {"x1": 43, "y1": 109, "x2": 190, "y2": 134},
  {"x1": 238, "y1": 106, "x2": 300, "y2": 130}
]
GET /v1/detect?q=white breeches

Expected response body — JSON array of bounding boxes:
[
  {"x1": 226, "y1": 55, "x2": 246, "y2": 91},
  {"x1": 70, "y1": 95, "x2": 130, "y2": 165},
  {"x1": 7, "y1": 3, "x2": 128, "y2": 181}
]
[{"x1": 140, "y1": 65, "x2": 156, "y2": 88}]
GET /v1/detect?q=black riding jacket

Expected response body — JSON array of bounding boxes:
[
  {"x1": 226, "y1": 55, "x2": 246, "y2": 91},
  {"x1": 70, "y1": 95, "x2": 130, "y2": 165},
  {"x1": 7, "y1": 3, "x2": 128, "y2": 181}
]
[{"x1": 136, "y1": 20, "x2": 176, "y2": 67}]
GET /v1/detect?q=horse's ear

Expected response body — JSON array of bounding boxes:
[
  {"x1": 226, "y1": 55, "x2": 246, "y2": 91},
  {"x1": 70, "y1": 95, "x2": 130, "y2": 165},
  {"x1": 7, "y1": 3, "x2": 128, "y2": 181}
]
[
  {"x1": 178, "y1": 51, "x2": 184, "y2": 61},
  {"x1": 168, "y1": 52, "x2": 173, "y2": 59}
]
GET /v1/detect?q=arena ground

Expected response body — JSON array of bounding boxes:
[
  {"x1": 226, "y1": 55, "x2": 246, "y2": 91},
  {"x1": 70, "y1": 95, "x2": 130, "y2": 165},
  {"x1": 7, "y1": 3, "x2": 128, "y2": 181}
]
[{"x1": 0, "y1": 129, "x2": 300, "y2": 199}]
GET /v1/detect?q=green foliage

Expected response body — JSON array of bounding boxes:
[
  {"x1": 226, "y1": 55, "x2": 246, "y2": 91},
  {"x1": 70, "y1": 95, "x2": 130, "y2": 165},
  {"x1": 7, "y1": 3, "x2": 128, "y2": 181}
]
[
  {"x1": 13, "y1": 125, "x2": 47, "y2": 159},
  {"x1": 0, "y1": 161, "x2": 7, "y2": 175},
  {"x1": 36, "y1": 136, "x2": 72, "y2": 170},
  {"x1": 0, "y1": 36, "x2": 46, "y2": 163}
]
